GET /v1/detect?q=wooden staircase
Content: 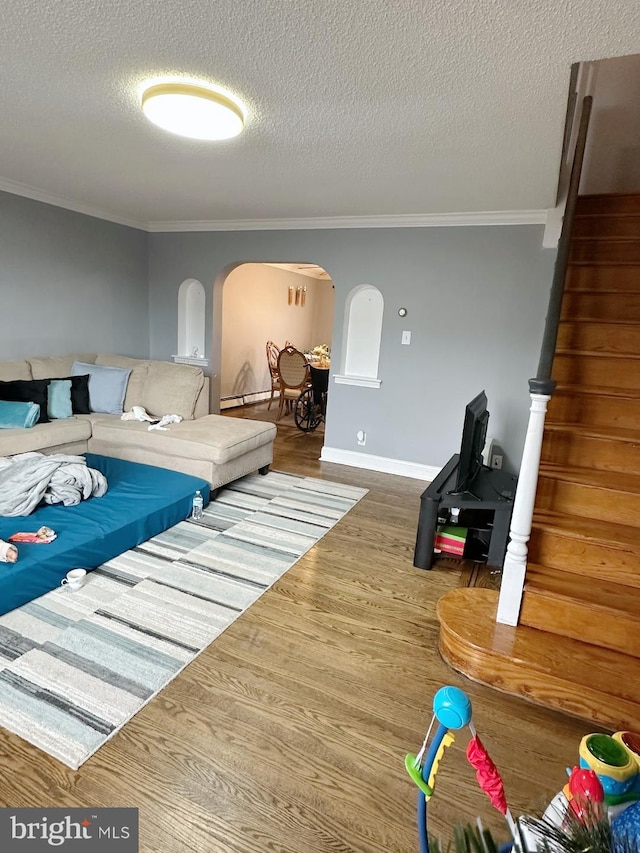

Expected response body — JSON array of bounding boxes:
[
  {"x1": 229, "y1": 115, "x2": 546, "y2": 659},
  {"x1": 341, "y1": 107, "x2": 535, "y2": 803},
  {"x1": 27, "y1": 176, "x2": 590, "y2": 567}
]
[{"x1": 437, "y1": 194, "x2": 640, "y2": 732}]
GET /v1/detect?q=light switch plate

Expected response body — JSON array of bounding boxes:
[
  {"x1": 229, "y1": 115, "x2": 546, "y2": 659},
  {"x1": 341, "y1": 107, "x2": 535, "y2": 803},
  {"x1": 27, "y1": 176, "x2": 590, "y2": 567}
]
[{"x1": 402, "y1": 330, "x2": 411, "y2": 345}]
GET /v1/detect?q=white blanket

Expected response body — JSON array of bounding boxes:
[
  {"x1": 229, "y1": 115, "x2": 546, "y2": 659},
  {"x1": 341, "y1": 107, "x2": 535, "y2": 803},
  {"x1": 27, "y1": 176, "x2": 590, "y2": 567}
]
[
  {"x1": 0, "y1": 452, "x2": 108, "y2": 517},
  {"x1": 121, "y1": 407, "x2": 183, "y2": 431}
]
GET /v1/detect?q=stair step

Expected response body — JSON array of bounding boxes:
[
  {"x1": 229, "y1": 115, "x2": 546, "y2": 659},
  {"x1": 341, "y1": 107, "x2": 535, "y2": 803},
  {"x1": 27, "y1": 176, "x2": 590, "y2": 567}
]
[
  {"x1": 572, "y1": 214, "x2": 640, "y2": 240},
  {"x1": 541, "y1": 423, "x2": 640, "y2": 475},
  {"x1": 536, "y1": 463, "x2": 640, "y2": 526},
  {"x1": 561, "y1": 290, "x2": 640, "y2": 322},
  {"x1": 437, "y1": 588, "x2": 640, "y2": 731},
  {"x1": 548, "y1": 385, "x2": 640, "y2": 430},
  {"x1": 570, "y1": 239, "x2": 640, "y2": 265},
  {"x1": 529, "y1": 510, "x2": 640, "y2": 588},
  {"x1": 565, "y1": 265, "x2": 640, "y2": 291},
  {"x1": 577, "y1": 194, "x2": 640, "y2": 216},
  {"x1": 521, "y1": 567, "x2": 640, "y2": 657},
  {"x1": 553, "y1": 352, "x2": 640, "y2": 391},
  {"x1": 525, "y1": 563, "x2": 640, "y2": 611},
  {"x1": 557, "y1": 321, "x2": 640, "y2": 356}
]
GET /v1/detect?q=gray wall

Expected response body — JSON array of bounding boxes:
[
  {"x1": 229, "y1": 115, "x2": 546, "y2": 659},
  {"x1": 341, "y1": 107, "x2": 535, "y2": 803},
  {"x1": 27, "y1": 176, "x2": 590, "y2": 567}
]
[
  {"x1": 0, "y1": 191, "x2": 149, "y2": 360},
  {"x1": 148, "y1": 227, "x2": 555, "y2": 472},
  {"x1": 0, "y1": 189, "x2": 555, "y2": 474}
]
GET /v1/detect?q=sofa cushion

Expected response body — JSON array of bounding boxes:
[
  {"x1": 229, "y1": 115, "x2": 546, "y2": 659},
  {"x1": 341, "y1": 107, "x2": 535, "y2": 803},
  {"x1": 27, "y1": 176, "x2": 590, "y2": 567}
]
[
  {"x1": 0, "y1": 418, "x2": 91, "y2": 456},
  {"x1": 71, "y1": 361, "x2": 131, "y2": 415},
  {"x1": 95, "y1": 354, "x2": 150, "y2": 411},
  {"x1": 141, "y1": 361, "x2": 205, "y2": 420},
  {"x1": 0, "y1": 379, "x2": 51, "y2": 423},
  {"x1": 0, "y1": 360, "x2": 32, "y2": 382},
  {"x1": 29, "y1": 354, "x2": 97, "y2": 379},
  {"x1": 89, "y1": 414, "x2": 276, "y2": 464}
]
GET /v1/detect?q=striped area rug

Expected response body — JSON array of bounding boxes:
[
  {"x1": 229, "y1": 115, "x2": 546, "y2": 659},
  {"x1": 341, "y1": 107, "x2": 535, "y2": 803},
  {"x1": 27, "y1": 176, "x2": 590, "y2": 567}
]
[{"x1": 0, "y1": 470, "x2": 367, "y2": 769}]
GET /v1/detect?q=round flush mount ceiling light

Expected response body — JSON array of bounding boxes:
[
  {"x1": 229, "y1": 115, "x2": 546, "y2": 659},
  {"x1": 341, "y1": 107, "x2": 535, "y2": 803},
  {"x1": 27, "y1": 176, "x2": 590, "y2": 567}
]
[{"x1": 141, "y1": 81, "x2": 245, "y2": 140}]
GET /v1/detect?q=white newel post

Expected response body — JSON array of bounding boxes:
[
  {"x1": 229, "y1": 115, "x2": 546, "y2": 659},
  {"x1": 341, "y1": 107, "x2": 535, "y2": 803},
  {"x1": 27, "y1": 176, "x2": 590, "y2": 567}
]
[{"x1": 496, "y1": 392, "x2": 550, "y2": 626}]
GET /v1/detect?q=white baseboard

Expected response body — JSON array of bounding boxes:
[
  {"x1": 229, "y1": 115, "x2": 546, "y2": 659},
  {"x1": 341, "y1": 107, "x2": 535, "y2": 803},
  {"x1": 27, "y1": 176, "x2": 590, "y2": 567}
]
[
  {"x1": 320, "y1": 446, "x2": 441, "y2": 482},
  {"x1": 220, "y1": 390, "x2": 272, "y2": 410}
]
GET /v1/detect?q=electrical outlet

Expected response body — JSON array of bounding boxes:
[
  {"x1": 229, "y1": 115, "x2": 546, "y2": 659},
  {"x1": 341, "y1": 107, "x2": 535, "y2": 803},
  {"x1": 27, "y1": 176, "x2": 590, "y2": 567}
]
[
  {"x1": 491, "y1": 454, "x2": 503, "y2": 470},
  {"x1": 357, "y1": 430, "x2": 366, "y2": 446}
]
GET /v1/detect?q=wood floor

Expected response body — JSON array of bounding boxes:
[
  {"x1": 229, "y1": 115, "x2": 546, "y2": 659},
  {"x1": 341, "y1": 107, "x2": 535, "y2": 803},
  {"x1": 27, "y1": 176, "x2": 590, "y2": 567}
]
[{"x1": 0, "y1": 403, "x2": 597, "y2": 852}]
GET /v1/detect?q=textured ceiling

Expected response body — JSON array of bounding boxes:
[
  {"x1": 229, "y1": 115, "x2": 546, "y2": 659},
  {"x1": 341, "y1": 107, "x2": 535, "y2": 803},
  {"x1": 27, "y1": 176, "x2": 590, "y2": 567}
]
[{"x1": 0, "y1": 0, "x2": 638, "y2": 228}]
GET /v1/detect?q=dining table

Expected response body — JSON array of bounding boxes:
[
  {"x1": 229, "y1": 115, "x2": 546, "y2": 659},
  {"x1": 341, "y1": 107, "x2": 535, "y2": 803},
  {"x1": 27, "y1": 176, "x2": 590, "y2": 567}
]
[{"x1": 304, "y1": 353, "x2": 331, "y2": 370}]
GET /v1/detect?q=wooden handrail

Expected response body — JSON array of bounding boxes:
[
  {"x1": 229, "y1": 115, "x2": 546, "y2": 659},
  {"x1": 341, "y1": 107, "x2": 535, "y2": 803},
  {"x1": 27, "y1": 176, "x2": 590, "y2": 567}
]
[
  {"x1": 532, "y1": 95, "x2": 593, "y2": 395},
  {"x1": 555, "y1": 64, "x2": 580, "y2": 206}
]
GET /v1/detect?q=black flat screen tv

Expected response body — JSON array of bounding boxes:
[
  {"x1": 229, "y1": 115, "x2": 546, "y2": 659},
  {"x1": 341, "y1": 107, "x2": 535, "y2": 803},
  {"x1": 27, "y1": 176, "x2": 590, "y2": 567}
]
[{"x1": 451, "y1": 390, "x2": 489, "y2": 496}]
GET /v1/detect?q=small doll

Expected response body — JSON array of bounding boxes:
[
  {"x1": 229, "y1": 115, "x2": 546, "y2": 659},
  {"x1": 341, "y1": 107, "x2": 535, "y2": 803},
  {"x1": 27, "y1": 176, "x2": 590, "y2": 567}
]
[{"x1": 0, "y1": 539, "x2": 18, "y2": 563}]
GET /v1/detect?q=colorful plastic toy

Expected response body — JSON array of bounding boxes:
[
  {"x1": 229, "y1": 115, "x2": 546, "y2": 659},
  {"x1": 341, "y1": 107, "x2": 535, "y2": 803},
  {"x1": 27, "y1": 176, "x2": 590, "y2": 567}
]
[
  {"x1": 405, "y1": 685, "x2": 517, "y2": 853},
  {"x1": 577, "y1": 731, "x2": 640, "y2": 806},
  {"x1": 406, "y1": 691, "x2": 640, "y2": 852},
  {"x1": 563, "y1": 766, "x2": 604, "y2": 821},
  {"x1": 557, "y1": 730, "x2": 640, "y2": 850}
]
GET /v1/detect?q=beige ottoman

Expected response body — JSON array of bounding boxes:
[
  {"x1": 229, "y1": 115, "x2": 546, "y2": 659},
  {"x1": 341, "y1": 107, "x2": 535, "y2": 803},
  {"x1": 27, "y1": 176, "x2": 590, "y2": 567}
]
[{"x1": 87, "y1": 414, "x2": 277, "y2": 489}]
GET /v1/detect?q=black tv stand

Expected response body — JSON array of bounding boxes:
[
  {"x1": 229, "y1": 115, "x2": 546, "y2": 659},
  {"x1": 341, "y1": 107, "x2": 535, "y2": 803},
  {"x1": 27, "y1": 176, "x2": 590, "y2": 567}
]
[
  {"x1": 413, "y1": 453, "x2": 517, "y2": 570},
  {"x1": 446, "y1": 460, "x2": 486, "y2": 501},
  {"x1": 445, "y1": 487, "x2": 483, "y2": 502}
]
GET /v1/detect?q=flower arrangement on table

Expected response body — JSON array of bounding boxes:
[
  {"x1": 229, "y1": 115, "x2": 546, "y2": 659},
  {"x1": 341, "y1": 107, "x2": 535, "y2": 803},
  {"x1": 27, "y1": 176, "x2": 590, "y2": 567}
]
[
  {"x1": 310, "y1": 344, "x2": 331, "y2": 368},
  {"x1": 311, "y1": 344, "x2": 330, "y2": 357}
]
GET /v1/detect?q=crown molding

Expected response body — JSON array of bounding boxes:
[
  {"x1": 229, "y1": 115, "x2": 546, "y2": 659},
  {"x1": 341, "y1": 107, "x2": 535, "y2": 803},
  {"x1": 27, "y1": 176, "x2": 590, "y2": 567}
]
[
  {"x1": 0, "y1": 177, "x2": 548, "y2": 233},
  {"x1": 0, "y1": 177, "x2": 147, "y2": 231},
  {"x1": 147, "y1": 209, "x2": 548, "y2": 232}
]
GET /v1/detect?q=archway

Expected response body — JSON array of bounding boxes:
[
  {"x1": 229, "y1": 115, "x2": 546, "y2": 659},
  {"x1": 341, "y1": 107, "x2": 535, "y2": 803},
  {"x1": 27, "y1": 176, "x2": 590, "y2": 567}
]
[{"x1": 211, "y1": 261, "x2": 334, "y2": 416}]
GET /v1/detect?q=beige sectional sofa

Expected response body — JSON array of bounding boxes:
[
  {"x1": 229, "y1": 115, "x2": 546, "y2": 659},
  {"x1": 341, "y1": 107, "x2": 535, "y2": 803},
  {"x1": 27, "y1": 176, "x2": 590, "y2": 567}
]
[{"x1": 0, "y1": 353, "x2": 276, "y2": 489}]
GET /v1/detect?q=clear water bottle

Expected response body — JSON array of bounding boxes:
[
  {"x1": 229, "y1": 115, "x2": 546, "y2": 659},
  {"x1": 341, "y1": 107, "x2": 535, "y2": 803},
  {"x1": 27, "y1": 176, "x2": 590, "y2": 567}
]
[{"x1": 191, "y1": 490, "x2": 204, "y2": 520}]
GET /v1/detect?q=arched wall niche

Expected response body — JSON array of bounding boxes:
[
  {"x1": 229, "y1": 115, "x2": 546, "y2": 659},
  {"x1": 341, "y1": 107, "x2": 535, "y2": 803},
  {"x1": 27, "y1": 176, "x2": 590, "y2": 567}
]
[
  {"x1": 174, "y1": 278, "x2": 208, "y2": 366},
  {"x1": 335, "y1": 284, "x2": 383, "y2": 388}
]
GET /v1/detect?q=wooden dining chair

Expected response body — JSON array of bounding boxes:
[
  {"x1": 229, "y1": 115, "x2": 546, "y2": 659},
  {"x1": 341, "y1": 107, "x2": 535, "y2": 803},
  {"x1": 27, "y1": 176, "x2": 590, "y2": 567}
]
[
  {"x1": 266, "y1": 340, "x2": 281, "y2": 410},
  {"x1": 276, "y1": 345, "x2": 310, "y2": 421}
]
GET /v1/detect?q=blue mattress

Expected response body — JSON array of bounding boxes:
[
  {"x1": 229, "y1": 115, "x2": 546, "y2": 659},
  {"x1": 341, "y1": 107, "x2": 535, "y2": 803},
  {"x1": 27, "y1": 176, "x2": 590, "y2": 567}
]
[{"x1": 0, "y1": 454, "x2": 209, "y2": 616}]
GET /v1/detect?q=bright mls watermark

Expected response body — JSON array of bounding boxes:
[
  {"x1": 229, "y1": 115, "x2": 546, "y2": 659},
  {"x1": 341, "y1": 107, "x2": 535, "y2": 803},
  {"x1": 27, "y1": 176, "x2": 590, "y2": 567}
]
[{"x1": 0, "y1": 808, "x2": 138, "y2": 850}]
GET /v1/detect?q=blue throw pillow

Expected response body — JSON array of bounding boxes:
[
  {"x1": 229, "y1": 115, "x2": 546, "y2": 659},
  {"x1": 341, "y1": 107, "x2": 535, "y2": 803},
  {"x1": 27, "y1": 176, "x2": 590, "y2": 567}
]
[
  {"x1": 47, "y1": 379, "x2": 73, "y2": 419},
  {"x1": 71, "y1": 361, "x2": 131, "y2": 415}
]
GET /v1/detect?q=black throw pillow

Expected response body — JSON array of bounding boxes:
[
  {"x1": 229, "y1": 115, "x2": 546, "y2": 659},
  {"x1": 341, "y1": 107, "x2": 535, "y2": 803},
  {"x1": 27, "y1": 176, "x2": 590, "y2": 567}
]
[
  {"x1": 39, "y1": 374, "x2": 91, "y2": 414},
  {"x1": 0, "y1": 379, "x2": 50, "y2": 423},
  {"x1": 65, "y1": 374, "x2": 91, "y2": 414}
]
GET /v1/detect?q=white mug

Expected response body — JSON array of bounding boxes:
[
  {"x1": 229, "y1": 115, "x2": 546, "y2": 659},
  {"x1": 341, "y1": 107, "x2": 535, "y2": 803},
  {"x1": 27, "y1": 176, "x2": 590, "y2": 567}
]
[{"x1": 61, "y1": 568, "x2": 87, "y2": 590}]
